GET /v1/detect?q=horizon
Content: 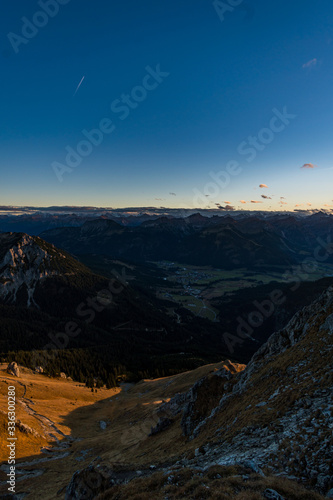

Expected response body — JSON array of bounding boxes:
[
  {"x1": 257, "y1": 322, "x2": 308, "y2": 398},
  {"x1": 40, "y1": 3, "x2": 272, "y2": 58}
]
[{"x1": 0, "y1": 204, "x2": 332, "y2": 218}]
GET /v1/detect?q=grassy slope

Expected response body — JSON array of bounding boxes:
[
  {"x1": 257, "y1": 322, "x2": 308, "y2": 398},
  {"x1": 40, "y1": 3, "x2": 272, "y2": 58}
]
[{"x1": 0, "y1": 356, "x2": 328, "y2": 500}]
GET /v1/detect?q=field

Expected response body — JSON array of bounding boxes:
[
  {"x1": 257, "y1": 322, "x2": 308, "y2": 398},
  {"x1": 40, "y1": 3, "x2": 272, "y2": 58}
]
[
  {"x1": 78, "y1": 254, "x2": 333, "y2": 323},
  {"x1": 153, "y1": 261, "x2": 333, "y2": 320}
]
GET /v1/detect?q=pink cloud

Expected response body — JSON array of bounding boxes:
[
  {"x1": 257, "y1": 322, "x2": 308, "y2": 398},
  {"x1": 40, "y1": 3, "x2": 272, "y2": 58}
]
[
  {"x1": 259, "y1": 184, "x2": 268, "y2": 188},
  {"x1": 251, "y1": 200, "x2": 263, "y2": 204}
]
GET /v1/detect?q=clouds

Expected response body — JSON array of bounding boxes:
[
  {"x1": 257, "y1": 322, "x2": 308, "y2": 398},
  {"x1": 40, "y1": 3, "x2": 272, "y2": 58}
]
[
  {"x1": 259, "y1": 184, "x2": 268, "y2": 188},
  {"x1": 302, "y1": 58, "x2": 317, "y2": 69},
  {"x1": 215, "y1": 203, "x2": 235, "y2": 211},
  {"x1": 301, "y1": 163, "x2": 318, "y2": 169},
  {"x1": 240, "y1": 200, "x2": 247, "y2": 204},
  {"x1": 251, "y1": 200, "x2": 263, "y2": 204},
  {"x1": 261, "y1": 195, "x2": 272, "y2": 200},
  {"x1": 169, "y1": 192, "x2": 177, "y2": 196}
]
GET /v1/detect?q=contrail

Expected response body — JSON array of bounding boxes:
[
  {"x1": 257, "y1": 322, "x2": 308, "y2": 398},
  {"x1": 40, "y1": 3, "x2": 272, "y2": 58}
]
[{"x1": 73, "y1": 76, "x2": 85, "y2": 96}]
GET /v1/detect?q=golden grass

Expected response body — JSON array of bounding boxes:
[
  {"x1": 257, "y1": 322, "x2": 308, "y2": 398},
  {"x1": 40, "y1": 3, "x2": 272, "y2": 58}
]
[{"x1": 0, "y1": 361, "x2": 228, "y2": 499}]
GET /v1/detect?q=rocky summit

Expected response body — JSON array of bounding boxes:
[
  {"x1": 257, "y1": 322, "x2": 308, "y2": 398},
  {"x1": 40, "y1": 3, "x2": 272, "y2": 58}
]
[{"x1": 0, "y1": 232, "x2": 89, "y2": 308}]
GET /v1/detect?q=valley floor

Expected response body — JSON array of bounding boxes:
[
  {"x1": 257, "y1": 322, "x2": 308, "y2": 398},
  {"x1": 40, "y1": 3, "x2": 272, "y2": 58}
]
[{"x1": 0, "y1": 362, "x2": 228, "y2": 499}]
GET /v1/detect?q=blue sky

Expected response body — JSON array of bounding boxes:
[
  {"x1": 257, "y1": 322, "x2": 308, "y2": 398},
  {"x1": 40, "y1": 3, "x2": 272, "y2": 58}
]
[{"x1": 1, "y1": 0, "x2": 333, "y2": 210}]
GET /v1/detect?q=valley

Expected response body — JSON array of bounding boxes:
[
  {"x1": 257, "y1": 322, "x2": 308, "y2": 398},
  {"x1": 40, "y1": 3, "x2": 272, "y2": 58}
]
[{"x1": 1, "y1": 212, "x2": 333, "y2": 498}]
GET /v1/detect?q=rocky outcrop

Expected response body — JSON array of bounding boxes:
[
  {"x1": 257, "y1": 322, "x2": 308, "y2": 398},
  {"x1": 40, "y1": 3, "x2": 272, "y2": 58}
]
[
  {"x1": 65, "y1": 465, "x2": 113, "y2": 500},
  {"x1": 16, "y1": 420, "x2": 40, "y2": 438},
  {"x1": 232, "y1": 287, "x2": 333, "y2": 396},
  {"x1": 264, "y1": 490, "x2": 285, "y2": 500},
  {"x1": 0, "y1": 233, "x2": 61, "y2": 307},
  {"x1": 154, "y1": 364, "x2": 239, "y2": 439},
  {"x1": 149, "y1": 417, "x2": 173, "y2": 436},
  {"x1": 7, "y1": 362, "x2": 20, "y2": 377},
  {"x1": 65, "y1": 464, "x2": 153, "y2": 500},
  {"x1": 182, "y1": 287, "x2": 333, "y2": 494},
  {"x1": 181, "y1": 367, "x2": 233, "y2": 438}
]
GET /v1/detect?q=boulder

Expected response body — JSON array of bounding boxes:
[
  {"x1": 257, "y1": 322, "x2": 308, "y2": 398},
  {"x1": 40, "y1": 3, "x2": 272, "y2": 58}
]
[
  {"x1": 99, "y1": 421, "x2": 107, "y2": 430},
  {"x1": 264, "y1": 489, "x2": 285, "y2": 500},
  {"x1": 16, "y1": 420, "x2": 40, "y2": 438},
  {"x1": 7, "y1": 362, "x2": 20, "y2": 377},
  {"x1": 35, "y1": 366, "x2": 44, "y2": 373},
  {"x1": 149, "y1": 417, "x2": 173, "y2": 436},
  {"x1": 60, "y1": 372, "x2": 67, "y2": 379},
  {"x1": 65, "y1": 464, "x2": 144, "y2": 500},
  {"x1": 65, "y1": 465, "x2": 112, "y2": 500}
]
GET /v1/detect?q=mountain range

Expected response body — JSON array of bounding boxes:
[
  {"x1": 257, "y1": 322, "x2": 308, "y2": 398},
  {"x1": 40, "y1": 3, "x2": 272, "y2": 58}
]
[{"x1": 37, "y1": 212, "x2": 333, "y2": 270}]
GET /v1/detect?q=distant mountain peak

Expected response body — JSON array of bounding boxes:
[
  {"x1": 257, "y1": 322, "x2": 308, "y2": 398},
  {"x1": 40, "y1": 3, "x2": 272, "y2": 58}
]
[
  {"x1": 0, "y1": 232, "x2": 90, "y2": 307},
  {"x1": 81, "y1": 218, "x2": 122, "y2": 233}
]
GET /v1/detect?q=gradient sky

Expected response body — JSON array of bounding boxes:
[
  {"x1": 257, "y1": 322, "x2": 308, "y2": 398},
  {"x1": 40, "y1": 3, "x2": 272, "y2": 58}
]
[{"x1": 1, "y1": 0, "x2": 333, "y2": 210}]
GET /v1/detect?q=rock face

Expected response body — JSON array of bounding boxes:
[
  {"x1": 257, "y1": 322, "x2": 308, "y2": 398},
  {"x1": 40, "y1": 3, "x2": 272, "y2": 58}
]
[
  {"x1": 0, "y1": 233, "x2": 60, "y2": 307},
  {"x1": 179, "y1": 287, "x2": 333, "y2": 495},
  {"x1": 0, "y1": 232, "x2": 94, "y2": 310},
  {"x1": 7, "y1": 362, "x2": 20, "y2": 377},
  {"x1": 181, "y1": 366, "x2": 234, "y2": 438},
  {"x1": 149, "y1": 417, "x2": 173, "y2": 436},
  {"x1": 264, "y1": 490, "x2": 285, "y2": 500},
  {"x1": 16, "y1": 420, "x2": 40, "y2": 438},
  {"x1": 65, "y1": 465, "x2": 112, "y2": 500},
  {"x1": 65, "y1": 465, "x2": 152, "y2": 500}
]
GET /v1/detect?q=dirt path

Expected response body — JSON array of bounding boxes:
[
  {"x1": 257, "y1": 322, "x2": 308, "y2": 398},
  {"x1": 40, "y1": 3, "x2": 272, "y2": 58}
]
[
  {"x1": 0, "y1": 373, "x2": 75, "y2": 487},
  {"x1": 19, "y1": 399, "x2": 68, "y2": 443}
]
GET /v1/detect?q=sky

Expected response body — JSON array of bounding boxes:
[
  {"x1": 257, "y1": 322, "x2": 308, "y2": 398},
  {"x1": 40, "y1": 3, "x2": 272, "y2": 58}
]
[{"x1": 1, "y1": 0, "x2": 333, "y2": 211}]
